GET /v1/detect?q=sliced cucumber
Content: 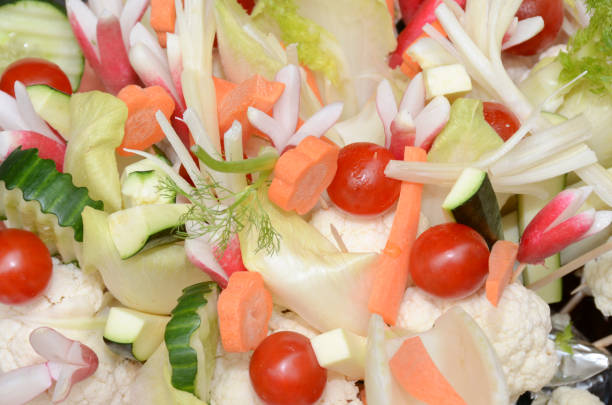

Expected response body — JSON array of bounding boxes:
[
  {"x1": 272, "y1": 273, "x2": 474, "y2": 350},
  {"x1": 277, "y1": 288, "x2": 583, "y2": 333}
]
[
  {"x1": 103, "y1": 307, "x2": 170, "y2": 362},
  {"x1": 518, "y1": 176, "x2": 566, "y2": 303},
  {"x1": 443, "y1": 167, "x2": 503, "y2": 248},
  {"x1": 121, "y1": 158, "x2": 176, "y2": 208},
  {"x1": 108, "y1": 204, "x2": 189, "y2": 259},
  {"x1": 0, "y1": 0, "x2": 84, "y2": 89},
  {"x1": 165, "y1": 282, "x2": 219, "y2": 400},
  {"x1": 0, "y1": 147, "x2": 103, "y2": 243},
  {"x1": 26, "y1": 84, "x2": 71, "y2": 139}
]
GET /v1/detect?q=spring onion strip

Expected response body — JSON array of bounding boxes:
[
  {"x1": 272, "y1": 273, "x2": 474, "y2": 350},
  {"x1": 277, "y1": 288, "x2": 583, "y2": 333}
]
[
  {"x1": 385, "y1": 161, "x2": 465, "y2": 184},
  {"x1": 490, "y1": 184, "x2": 550, "y2": 199},
  {"x1": 474, "y1": 117, "x2": 537, "y2": 168},
  {"x1": 493, "y1": 144, "x2": 597, "y2": 186},
  {"x1": 576, "y1": 163, "x2": 612, "y2": 207},
  {"x1": 223, "y1": 121, "x2": 248, "y2": 194},
  {"x1": 122, "y1": 148, "x2": 193, "y2": 196},
  {"x1": 156, "y1": 111, "x2": 201, "y2": 187},
  {"x1": 489, "y1": 115, "x2": 592, "y2": 176}
]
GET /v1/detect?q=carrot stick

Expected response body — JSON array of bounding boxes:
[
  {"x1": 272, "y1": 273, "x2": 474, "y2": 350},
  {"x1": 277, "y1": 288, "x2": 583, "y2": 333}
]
[
  {"x1": 117, "y1": 85, "x2": 175, "y2": 156},
  {"x1": 268, "y1": 136, "x2": 339, "y2": 215},
  {"x1": 368, "y1": 146, "x2": 427, "y2": 325},
  {"x1": 485, "y1": 240, "x2": 519, "y2": 307},
  {"x1": 217, "y1": 271, "x2": 273, "y2": 353},
  {"x1": 217, "y1": 74, "x2": 285, "y2": 143},
  {"x1": 150, "y1": 0, "x2": 176, "y2": 34},
  {"x1": 390, "y1": 336, "x2": 467, "y2": 405}
]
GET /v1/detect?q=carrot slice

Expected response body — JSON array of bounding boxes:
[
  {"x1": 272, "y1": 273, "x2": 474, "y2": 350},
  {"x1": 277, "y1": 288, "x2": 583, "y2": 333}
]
[
  {"x1": 217, "y1": 74, "x2": 285, "y2": 143},
  {"x1": 268, "y1": 136, "x2": 339, "y2": 215},
  {"x1": 213, "y1": 76, "x2": 238, "y2": 106},
  {"x1": 217, "y1": 271, "x2": 273, "y2": 353},
  {"x1": 117, "y1": 85, "x2": 176, "y2": 156},
  {"x1": 390, "y1": 336, "x2": 467, "y2": 405},
  {"x1": 486, "y1": 240, "x2": 519, "y2": 307},
  {"x1": 368, "y1": 146, "x2": 427, "y2": 325},
  {"x1": 150, "y1": 0, "x2": 176, "y2": 34},
  {"x1": 156, "y1": 31, "x2": 167, "y2": 48}
]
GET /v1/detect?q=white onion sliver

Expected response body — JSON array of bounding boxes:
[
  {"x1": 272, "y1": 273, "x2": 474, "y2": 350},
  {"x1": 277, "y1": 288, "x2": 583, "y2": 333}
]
[
  {"x1": 375, "y1": 80, "x2": 397, "y2": 149},
  {"x1": 288, "y1": 102, "x2": 343, "y2": 147},
  {"x1": 576, "y1": 163, "x2": 612, "y2": 207},
  {"x1": 247, "y1": 107, "x2": 288, "y2": 151},
  {"x1": 273, "y1": 65, "x2": 301, "y2": 135},
  {"x1": 14, "y1": 82, "x2": 63, "y2": 143},
  {"x1": 502, "y1": 16, "x2": 544, "y2": 50},
  {"x1": 0, "y1": 364, "x2": 52, "y2": 405}
]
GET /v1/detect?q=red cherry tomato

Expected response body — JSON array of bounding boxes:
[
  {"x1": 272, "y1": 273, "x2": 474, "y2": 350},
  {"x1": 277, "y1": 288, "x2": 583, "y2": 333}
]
[
  {"x1": 482, "y1": 101, "x2": 521, "y2": 142},
  {"x1": 0, "y1": 58, "x2": 73, "y2": 97},
  {"x1": 327, "y1": 142, "x2": 401, "y2": 216},
  {"x1": 504, "y1": 0, "x2": 563, "y2": 56},
  {"x1": 409, "y1": 223, "x2": 489, "y2": 299},
  {"x1": 0, "y1": 228, "x2": 53, "y2": 304},
  {"x1": 250, "y1": 331, "x2": 327, "y2": 405}
]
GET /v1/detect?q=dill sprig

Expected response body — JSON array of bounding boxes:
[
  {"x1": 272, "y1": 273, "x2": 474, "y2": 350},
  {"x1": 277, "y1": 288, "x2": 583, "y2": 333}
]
[{"x1": 159, "y1": 175, "x2": 281, "y2": 255}]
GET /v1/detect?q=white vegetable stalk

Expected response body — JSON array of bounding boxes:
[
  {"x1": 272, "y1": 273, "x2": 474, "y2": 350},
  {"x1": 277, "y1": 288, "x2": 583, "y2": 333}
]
[
  {"x1": 576, "y1": 163, "x2": 612, "y2": 207},
  {"x1": 122, "y1": 148, "x2": 193, "y2": 195},
  {"x1": 223, "y1": 121, "x2": 248, "y2": 194}
]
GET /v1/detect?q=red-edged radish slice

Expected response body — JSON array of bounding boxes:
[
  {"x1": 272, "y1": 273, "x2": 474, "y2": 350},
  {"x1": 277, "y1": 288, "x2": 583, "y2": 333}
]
[
  {"x1": 0, "y1": 364, "x2": 53, "y2": 405},
  {"x1": 375, "y1": 79, "x2": 398, "y2": 149},
  {"x1": 398, "y1": 73, "x2": 425, "y2": 118},
  {"x1": 248, "y1": 106, "x2": 288, "y2": 149},
  {"x1": 502, "y1": 17, "x2": 545, "y2": 51},
  {"x1": 288, "y1": 102, "x2": 343, "y2": 147},
  {"x1": 0, "y1": 90, "x2": 29, "y2": 131},
  {"x1": 30, "y1": 328, "x2": 98, "y2": 371},
  {"x1": 413, "y1": 95, "x2": 449, "y2": 150},
  {"x1": 166, "y1": 33, "x2": 185, "y2": 110},
  {"x1": 120, "y1": 0, "x2": 150, "y2": 47},
  {"x1": 14, "y1": 82, "x2": 63, "y2": 143},
  {"x1": 0, "y1": 130, "x2": 66, "y2": 171},
  {"x1": 67, "y1": 0, "x2": 101, "y2": 62}
]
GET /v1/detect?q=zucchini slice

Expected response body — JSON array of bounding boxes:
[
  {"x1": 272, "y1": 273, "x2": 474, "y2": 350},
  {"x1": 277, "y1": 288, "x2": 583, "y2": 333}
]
[
  {"x1": 0, "y1": 147, "x2": 103, "y2": 248},
  {"x1": 443, "y1": 167, "x2": 503, "y2": 248},
  {"x1": 27, "y1": 84, "x2": 71, "y2": 139},
  {"x1": 165, "y1": 282, "x2": 219, "y2": 400},
  {"x1": 0, "y1": 0, "x2": 84, "y2": 89}
]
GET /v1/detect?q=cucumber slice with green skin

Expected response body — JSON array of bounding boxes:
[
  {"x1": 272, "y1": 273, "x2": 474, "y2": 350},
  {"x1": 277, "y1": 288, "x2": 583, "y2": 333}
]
[
  {"x1": 0, "y1": 0, "x2": 84, "y2": 90},
  {"x1": 103, "y1": 307, "x2": 170, "y2": 362},
  {"x1": 0, "y1": 147, "x2": 103, "y2": 242},
  {"x1": 518, "y1": 176, "x2": 566, "y2": 303},
  {"x1": 165, "y1": 282, "x2": 219, "y2": 399},
  {"x1": 443, "y1": 167, "x2": 503, "y2": 248},
  {"x1": 121, "y1": 169, "x2": 176, "y2": 208},
  {"x1": 108, "y1": 204, "x2": 189, "y2": 259},
  {"x1": 26, "y1": 84, "x2": 71, "y2": 139}
]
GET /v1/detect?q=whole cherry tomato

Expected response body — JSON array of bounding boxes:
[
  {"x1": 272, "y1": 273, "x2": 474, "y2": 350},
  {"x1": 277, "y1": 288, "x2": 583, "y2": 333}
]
[
  {"x1": 327, "y1": 142, "x2": 401, "y2": 216},
  {"x1": 0, "y1": 58, "x2": 73, "y2": 97},
  {"x1": 250, "y1": 331, "x2": 327, "y2": 405},
  {"x1": 483, "y1": 101, "x2": 521, "y2": 142},
  {"x1": 410, "y1": 223, "x2": 489, "y2": 299},
  {"x1": 504, "y1": 0, "x2": 563, "y2": 56},
  {"x1": 0, "y1": 228, "x2": 53, "y2": 304}
]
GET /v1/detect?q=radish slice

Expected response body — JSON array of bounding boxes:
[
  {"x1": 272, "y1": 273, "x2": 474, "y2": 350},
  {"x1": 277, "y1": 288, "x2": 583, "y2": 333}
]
[
  {"x1": 13, "y1": 82, "x2": 62, "y2": 143},
  {"x1": 288, "y1": 102, "x2": 343, "y2": 147},
  {"x1": 273, "y1": 65, "x2": 301, "y2": 135},
  {"x1": 501, "y1": 16, "x2": 545, "y2": 50},
  {"x1": 413, "y1": 95, "x2": 450, "y2": 150},
  {"x1": 375, "y1": 79, "x2": 398, "y2": 149},
  {"x1": 129, "y1": 44, "x2": 180, "y2": 103},
  {"x1": 248, "y1": 107, "x2": 288, "y2": 149},
  {"x1": 0, "y1": 90, "x2": 28, "y2": 131},
  {"x1": 581, "y1": 211, "x2": 612, "y2": 240},
  {"x1": 0, "y1": 364, "x2": 53, "y2": 405},
  {"x1": 544, "y1": 186, "x2": 593, "y2": 232},
  {"x1": 166, "y1": 33, "x2": 185, "y2": 110},
  {"x1": 185, "y1": 221, "x2": 229, "y2": 287},
  {"x1": 0, "y1": 130, "x2": 66, "y2": 171},
  {"x1": 30, "y1": 328, "x2": 98, "y2": 369},
  {"x1": 67, "y1": 0, "x2": 101, "y2": 61},
  {"x1": 398, "y1": 72, "x2": 425, "y2": 118},
  {"x1": 130, "y1": 23, "x2": 168, "y2": 69},
  {"x1": 120, "y1": 0, "x2": 150, "y2": 48}
]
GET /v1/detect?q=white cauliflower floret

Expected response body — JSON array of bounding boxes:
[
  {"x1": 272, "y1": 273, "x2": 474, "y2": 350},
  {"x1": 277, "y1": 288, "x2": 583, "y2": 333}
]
[
  {"x1": 396, "y1": 283, "x2": 558, "y2": 401},
  {"x1": 543, "y1": 387, "x2": 604, "y2": 405},
  {"x1": 310, "y1": 206, "x2": 428, "y2": 253},
  {"x1": 583, "y1": 244, "x2": 612, "y2": 316},
  {"x1": 0, "y1": 259, "x2": 141, "y2": 404},
  {"x1": 210, "y1": 307, "x2": 362, "y2": 405}
]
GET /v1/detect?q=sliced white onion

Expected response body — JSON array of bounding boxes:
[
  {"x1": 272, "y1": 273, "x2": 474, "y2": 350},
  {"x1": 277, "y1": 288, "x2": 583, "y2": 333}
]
[
  {"x1": 120, "y1": 0, "x2": 150, "y2": 48},
  {"x1": 0, "y1": 364, "x2": 52, "y2": 405},
  {"x1": 414, "y1": 95, "x2": 450, "y2": 148},
  {"x1": 14, "y1": 82, "x2": 63, "y2": 143},
  {"x1": 501, "y1": 16, "x2": 544, "y2": 50},
  {"x1": 576, "y1": 163, "x2": 612, "y2": 208},
  {"x1": 288, "y1": 102, "x2": 344, "y2": 147},
  {"x1": 375, "y1": 79, "x2": 398, "y2": 149},
  {"x1": 273, "y1": 64, "x2": 301, "y2": 135},
  {"x1": 398, "y1": 72, "x2": 425, "y2": 118}
]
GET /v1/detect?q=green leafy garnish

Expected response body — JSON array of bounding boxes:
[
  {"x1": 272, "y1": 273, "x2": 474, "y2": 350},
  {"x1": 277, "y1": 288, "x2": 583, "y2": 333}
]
[
  {"x1": 559, "y1": 0, "x2": 612, "y2": 93},
  {"x1": 253, "y1": 0, "x2": 341, "y2": 84},
  {"x1": 555, "y1": 322, "x2": 574, "y2": 354}
]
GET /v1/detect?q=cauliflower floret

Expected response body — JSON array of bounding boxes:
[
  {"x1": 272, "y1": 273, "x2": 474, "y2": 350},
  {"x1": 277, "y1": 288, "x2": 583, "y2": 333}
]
[
  {"x1": 396, "y1": 283, "x2": 558, "y2": 401},
  {"x1": 583, "y1": 244, "x2": 612, "y2": 316},
  {"x1": 0, "y1": 259, "x2": 141, "y2": 404},
  {"x1": 310, "y1": 206, "x2": 428, "y2": 253},
  {"x1": 545, "y1": 387, "x2": 604, "y2": 405},
  {"x1": 210, "y1": 307, "x2": 362, "y2": 405}
]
